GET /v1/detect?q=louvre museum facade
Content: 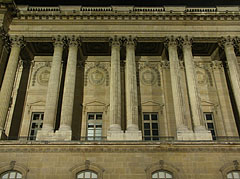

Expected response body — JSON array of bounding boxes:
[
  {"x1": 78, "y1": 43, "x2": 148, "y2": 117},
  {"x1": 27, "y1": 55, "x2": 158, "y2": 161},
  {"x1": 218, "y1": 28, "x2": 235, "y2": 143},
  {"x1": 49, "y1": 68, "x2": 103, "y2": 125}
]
[{"x1": 0, "y1": 0, "x2": 240, "y2": 178}]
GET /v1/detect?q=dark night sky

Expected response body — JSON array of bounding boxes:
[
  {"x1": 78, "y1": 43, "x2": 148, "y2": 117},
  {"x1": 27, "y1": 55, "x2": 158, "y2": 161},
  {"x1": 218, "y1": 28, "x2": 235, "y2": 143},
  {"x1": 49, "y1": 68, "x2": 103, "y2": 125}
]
[{"x1": 14, "y1": 0, "x2": 240, "y2": 7}]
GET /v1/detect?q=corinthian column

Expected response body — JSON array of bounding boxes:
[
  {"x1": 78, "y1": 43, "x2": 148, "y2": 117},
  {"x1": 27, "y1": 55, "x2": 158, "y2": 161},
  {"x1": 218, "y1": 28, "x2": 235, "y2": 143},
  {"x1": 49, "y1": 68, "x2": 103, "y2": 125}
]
[
  {"x1": 58, "y1": 36, "x2": 79, "y2": 140},
  {"x1": 0, "y1": 36, "x2": 24, "y2": 139},
  {"x1": 166, "y1": 36, "x2": 191, "y2": 139},
  {"x1": 221, "y1": 36, "x2": 240, "y2": 117},
  {"x1": 109, "y1": 36, "x2": 121, "y2": 131},
  {"x1": 180, "y1": 36, "x2": 211, "y2": 140},
  {"x1": 36, "y1": 36, "x2": 64, "y2": 140},
  {"x1": 124, "y1": 36, "x2": 141, "y2": 140}
]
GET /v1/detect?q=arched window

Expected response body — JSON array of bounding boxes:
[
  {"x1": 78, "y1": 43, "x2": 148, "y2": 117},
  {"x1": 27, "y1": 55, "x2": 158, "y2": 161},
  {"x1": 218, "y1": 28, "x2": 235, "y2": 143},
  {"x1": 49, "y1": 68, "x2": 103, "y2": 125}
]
[
  {"x1": 0, "y1": 170, "x2": 22, "y2": 179},
  {"x1": 77, "y1": 170, "x2": 98, "y2": 179},
  {"x1": 152, "y1": 170, "x2": 173, "y2": 179},
  {"x1": 227, "y1": 171, "x2": 240, "y2": 179}
]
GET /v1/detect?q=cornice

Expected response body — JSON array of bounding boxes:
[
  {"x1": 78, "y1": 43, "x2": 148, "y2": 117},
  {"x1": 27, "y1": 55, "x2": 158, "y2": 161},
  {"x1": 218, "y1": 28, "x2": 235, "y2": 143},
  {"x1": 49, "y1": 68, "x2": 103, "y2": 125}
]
[
  {"x1": 15, "y1": 5, "x2": 240, "y2": 22},
  {"x1": 0, "y1": 141, "x2": 240, "y2": 153}
]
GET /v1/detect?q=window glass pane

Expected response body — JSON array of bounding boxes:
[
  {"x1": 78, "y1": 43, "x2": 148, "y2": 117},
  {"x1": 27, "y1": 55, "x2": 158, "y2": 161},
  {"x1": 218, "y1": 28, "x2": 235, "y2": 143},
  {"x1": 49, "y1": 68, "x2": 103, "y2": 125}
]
[
  {"x1": 152, "y1": 172, "x2": 158, "y2": 178},
  {"x1": 96, "y1": 125, "x2": 102, "y2": 128},
  {"x1": 16, "y1": 173, "x2": 22, "y2": 178},
  {"x1": 77, "y1": 173, "x2": 84, "y2": 178},
  {"x1": 2, "y1": 174, "x2": 8, "y2": 179},
  {"x1": 144, "y1": 137, "x2": 151, "y2": 141},
  {"x1": 233, "y1": 172, "x2": 240, "y2": 178},
  {"x1": 207, "y1": 123, "x2": 214, "y2": 129},
  {"x1": 227, "y1": 173, "x2": 233, "y2": 178},
  {"x1": 151, "y1": 114, "x2": 158, "y2": 120},
  {"x1": 152, "y1": 123, "x2": 158, "y2": 129},
  {"x1": 152, "y1": 130, "x2": 159, "y2": 136},
  {"x1": 166, "y1": 172, "x2": 172, "y2": 178},
  {"x1": 88, "y1": 114, "x2": 94, "y2": 120},
  {"x1": 144, "y1": 114, "x2": 150, "y2": 120},
  {"x1": 85, "y1": 171, "x2": 91, "y2": 178},
  {"x1": 144, "y1": 130, "x2": 150, "y2": 135},
  {"x1": 205, "y1": 114, "x2": 213, "y2": 120},
  {"x1": 92, "y1": 173, "x2": 97, "y2": 178},
  {"x1": 159, "y1": 171, "x2": 165, "y2": 178},
  {"x1": 96, "y1": 114, "x2": 102, "y2": 120},
  {"x1": 144, "y1": 123, "x2": 150, "y2": 129},
  {"x1": 9, "y1": 171, "x2": 16, "y2": 178}
]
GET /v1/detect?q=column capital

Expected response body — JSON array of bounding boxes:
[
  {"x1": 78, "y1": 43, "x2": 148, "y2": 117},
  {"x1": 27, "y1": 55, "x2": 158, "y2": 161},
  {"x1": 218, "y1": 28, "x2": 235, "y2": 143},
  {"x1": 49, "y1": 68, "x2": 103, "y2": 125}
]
[
  {"x1": 66, "y1": 35, "x2": 81, "y2": 47},
  {"x1": 52, "y1": 35, "x2": 66, "y2": 47},
  {"x1": 178, "y1": 35, "x2": 193, "y2": 48},
  {"x1": 9, "y1": 35, "x2": 25, "y2": 48},
  {"x1": 164, "y1": 36, "x2": 178, "y2": 48},
  {"x1": 219, "y1": 36, "x2": 234, "y2": 49},
  {"x1": 109, "y1": 35, "x2": 122, "y2": 47},
  {"x1": 124, "y1": 35, "x2": 137, "y2": 48}
]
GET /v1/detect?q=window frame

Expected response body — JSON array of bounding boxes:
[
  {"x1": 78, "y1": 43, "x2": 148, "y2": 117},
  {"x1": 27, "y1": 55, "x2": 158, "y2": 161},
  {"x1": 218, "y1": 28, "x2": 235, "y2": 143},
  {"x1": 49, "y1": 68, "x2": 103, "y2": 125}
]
[
  {"x1": 28, "y1": 112, "x2": 44, "y2": 140},
  {"x1": 227, "y1": 171, "x2": 240, "y2": 179},
  {"x1": 152, "y1": 170, "x2": 173, "y2": 179},
  {"x1": 70, "y1": 160, "x2": 104, "y2": 179},
  {"x1": 203, "y1": 112, "x2": 216, "y2": 140},
  {"x1": 76, "y1": 170, "x2": 98, "y2": 179},
  {"x1": 0, "y1": 162, "x2": 29, "y2": 179},
  {"x1": 86, "y1": 112, "x2": 103, "y2": 141},
  {"x1": 0, "y1": 170, "x2": 22, "y2": 179},
  {"x1": 142, "y1": 112, "x2": 160, "y2": 141}
]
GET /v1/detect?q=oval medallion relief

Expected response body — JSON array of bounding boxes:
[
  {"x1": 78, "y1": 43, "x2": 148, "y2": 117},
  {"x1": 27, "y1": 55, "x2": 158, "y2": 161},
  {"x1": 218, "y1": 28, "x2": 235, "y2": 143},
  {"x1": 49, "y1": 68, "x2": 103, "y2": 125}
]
[
  {"x1": 37, "y1": 67, "x2": 51, "y2": 86},
  {"x1": 141, "y1": 69, "x2": 157, "y2": 86},
  {"x1": 89, "y1": 69, "x2": 105, "y2": 86},
  {"x1": 196, "y1": 71, "x2": 207, "y2": 85}
]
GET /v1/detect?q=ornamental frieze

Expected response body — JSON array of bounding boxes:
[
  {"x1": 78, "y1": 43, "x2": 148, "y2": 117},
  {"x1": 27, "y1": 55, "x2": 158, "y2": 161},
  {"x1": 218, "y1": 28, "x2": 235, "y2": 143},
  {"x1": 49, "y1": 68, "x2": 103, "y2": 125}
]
[{"x1": 0, "y1": 144, "x2": 240, "y2": 153}]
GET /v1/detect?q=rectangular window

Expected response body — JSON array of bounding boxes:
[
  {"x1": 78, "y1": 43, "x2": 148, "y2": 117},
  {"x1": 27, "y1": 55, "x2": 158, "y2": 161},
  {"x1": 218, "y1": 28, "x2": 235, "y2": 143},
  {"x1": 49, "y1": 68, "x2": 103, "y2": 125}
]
[
  {"x1": 204, "y1": 112, "x2": 216, "y2": 140},
  {"x1": 143, "y1": 113, "x2": 159, "y2": 141},
  {"x1": 87, "y1": 113, "x2": 102, "y2": 141},
  {"x1": 29, "y1": 112, "x2": 44, "y2": 140}
]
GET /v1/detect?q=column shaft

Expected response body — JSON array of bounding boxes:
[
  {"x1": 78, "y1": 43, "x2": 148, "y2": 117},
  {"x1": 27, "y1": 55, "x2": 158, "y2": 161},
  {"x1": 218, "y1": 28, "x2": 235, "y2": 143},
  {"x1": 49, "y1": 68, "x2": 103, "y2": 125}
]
[
  {"x1": 59, "y1": 38, "x2": 78, "y2": 131},
  {"x1": 109, "y1": 38, "x2": 121, "y2": 131},
  {"x1": 125, "y1": 39, "x2": 139, "y2": 131},
  {"x1": 223, "y1": 39, "x2": 240, "y2": 116},
  {"x1": 182, "y1": 38, "x2": 204, "y2": 130},
  {"x1": 42, "y1": 36, "x2": 64, "y2": 131},
  {"x1": 167, "y1": 38, "x2": 187, "y2": 131},
  {"x1": 0, "y1": 36, "x2": 23, "y2": 137}
]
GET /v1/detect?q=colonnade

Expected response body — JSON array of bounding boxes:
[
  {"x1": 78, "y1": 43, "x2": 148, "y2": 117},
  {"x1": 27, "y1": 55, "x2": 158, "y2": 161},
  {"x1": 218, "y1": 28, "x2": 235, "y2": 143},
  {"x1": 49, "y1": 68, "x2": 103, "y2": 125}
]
[{"x1": 0, "y1": 35, "x2": 240, "y2": 141}]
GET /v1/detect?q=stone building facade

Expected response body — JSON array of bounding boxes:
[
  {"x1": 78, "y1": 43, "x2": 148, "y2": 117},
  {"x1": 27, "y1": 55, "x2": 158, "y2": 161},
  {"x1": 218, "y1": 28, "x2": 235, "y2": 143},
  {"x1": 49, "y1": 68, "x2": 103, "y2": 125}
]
[{"x1": 0, "y1": 1, "x2": 240, "y2": 178}]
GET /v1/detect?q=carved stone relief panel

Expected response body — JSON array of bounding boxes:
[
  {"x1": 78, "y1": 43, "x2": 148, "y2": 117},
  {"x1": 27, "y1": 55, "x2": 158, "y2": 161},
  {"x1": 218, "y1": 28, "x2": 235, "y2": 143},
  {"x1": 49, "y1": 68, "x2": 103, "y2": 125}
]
[
  {"x1": 84, "y1": 62, "x2": 109, "y2": 87},
  {"x1": 195, "y1": 62, "x2": 213, "y2": 87},
  {"x1": 138, "y1": 62, "x2": 161, "y2": 87},
  {"x1": 30, "y1": 57, "x2": 52, "y2": 88}
]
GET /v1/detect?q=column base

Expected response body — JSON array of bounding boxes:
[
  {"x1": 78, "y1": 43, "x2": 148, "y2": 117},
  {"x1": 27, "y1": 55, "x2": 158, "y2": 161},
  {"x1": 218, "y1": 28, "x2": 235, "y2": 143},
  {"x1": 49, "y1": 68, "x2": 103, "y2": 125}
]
[
  {"x1": 36, "y1": 129, "x2": 72, "y2": 141},
  {"x1": 107, "y1": 130, "x2": 124, "y2": 140},
  {"x1": 0, "y1": 129, "x2": 7, "y2": 140},
  {"x1": 107, "y1": 130, "x2": 142, "y2": 141},
  {"x1": 177, "y1": 127, "x2": 212, "y2": 140}
]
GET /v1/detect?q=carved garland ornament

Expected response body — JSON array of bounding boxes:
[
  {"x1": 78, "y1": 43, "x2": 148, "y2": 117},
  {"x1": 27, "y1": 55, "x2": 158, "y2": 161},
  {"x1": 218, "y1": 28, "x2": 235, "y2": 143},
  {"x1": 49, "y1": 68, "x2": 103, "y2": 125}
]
[{"x1": 32, "y1": 63, "x2": 51, "y2": 87}]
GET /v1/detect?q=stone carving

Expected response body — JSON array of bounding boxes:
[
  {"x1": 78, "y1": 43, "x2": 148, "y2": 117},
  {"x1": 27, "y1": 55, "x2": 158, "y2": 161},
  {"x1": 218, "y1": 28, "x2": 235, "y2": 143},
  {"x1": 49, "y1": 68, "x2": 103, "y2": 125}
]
[
  {"x1": 89, "y1": 69, "x2": 105, "y2": 86},
  {"x1": 85, "y1": 62, "x2": 109, "y2": 86},
  {"x1": 37, "y1": 67, "x2": 50, "y2": 86},
  {"x1": 32, "y1": 64, "x2": 51, "y2": 87},
  {"x1": 196, "y1": 70, "x2": 207, "y2": 85},
  {"x1": 139, "y1": 62, "x2": 161, "y2": 86}
]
